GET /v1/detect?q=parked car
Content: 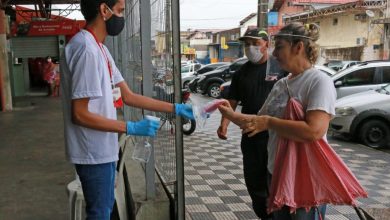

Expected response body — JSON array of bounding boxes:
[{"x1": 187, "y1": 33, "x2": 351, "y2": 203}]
[
  {"x1": 196, "y1": 57, "x2": 248, "y2": 98},
  {"x1": 181, "y1": 63, "x2": 202, "y2": 88},
  {"x1": 330, "y1": 84, "x2": 390, "y2": 148},
  {"x1": 181, "y1": 60, "x2": 201, "y2": 66},
  {"x1": 315, "y1": 65, "x2": 337, "y2": 76},
  {"x1": 324, "y1": 60, "x2": 361, "y2": 71},
  {"x1": 331, "y1": 60, "x2": 390, "y2": 98},
  {"x1": 188, "y1": 62, "x2": 230, "y2": 92},
  {"x1": 219, "y1": 80, "x2": 231, "y2": 99}
]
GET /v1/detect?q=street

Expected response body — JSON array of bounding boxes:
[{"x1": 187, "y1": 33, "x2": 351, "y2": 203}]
[{"x1": 184, "y1": 93, "x2": 390, "y2": 220}]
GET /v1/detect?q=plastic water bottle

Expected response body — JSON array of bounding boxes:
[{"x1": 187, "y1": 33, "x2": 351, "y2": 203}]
[{"x1": 131, "y1": 115, "x2": 160, "y2": 163}]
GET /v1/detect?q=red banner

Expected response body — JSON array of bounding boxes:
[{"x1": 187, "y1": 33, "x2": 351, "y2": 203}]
[{"x1": 26, "y1": 20, "x2": 85, "y2": 36}]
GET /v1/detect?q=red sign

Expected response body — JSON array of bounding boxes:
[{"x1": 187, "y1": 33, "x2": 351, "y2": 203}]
[{"x1": 27, "y1": 20, "x2": 85, "y2": 36}]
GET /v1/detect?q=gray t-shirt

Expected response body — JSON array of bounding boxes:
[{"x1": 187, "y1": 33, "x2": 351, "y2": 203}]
[
  {"x1": 258, "y1": 67, "x2": 336, "y2": 173},
  {"x1": 60, "y1": 30, "x2": 124, "y2": 164}
]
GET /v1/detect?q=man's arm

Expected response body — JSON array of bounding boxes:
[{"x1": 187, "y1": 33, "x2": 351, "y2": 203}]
[
  {"x1": 217, "y1": 99, "x2": 239, "y2": 139},
  {"x1": 116, "y1": 81, "x2": 174, "y2": 113},
  {"x1": 72, "y1": 98, "x2": 127, "y2": 133}
]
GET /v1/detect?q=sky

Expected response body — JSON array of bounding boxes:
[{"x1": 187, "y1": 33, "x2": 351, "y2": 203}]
[
  {"x1": 40, "y1": 0, "x2": 258, "y2": 30},
  {"x1": 179, "y1": 0, "x2": 257, "y2": 30}
]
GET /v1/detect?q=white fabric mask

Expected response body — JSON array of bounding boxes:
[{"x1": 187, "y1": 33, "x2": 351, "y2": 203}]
[{"x1": 245, "y1": 46, "x2": 263, "y2": 63}]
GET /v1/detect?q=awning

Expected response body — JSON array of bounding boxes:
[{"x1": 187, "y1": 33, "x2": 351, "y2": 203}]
[{"x1": 6, "y1": 0, "x2": 80, "y2": 4}]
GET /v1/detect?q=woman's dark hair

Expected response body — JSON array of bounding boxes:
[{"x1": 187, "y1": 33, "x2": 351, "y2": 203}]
[
  {"x1": 80, "y1": 0, "x2": 118, "y2": 23},
  {"x1": 276, "y1": 22, "x2": 320, "y2": 64}
]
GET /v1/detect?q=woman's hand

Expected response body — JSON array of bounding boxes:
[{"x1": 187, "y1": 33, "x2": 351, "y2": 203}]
[{"x1": 240, "y1": 115, "x2": 270, "y2": 137}]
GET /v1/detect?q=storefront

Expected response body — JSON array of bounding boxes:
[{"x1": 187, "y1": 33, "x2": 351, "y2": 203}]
[{"x1": 9, "y1": 20, "x2": 83, "y2": 97}]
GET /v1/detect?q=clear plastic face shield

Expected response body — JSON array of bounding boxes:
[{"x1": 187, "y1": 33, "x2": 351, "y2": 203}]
[
  {"x1": 266, "y1": 33, "x2": 314, "y2": 81},
  {"x1": 265, "y1": 35, "x2": 284, "y2": 81}
]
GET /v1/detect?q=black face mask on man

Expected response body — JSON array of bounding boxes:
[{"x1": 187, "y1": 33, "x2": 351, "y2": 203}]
[{"x1": 105, "y1": 6, "x2": 125, "y2": 36}]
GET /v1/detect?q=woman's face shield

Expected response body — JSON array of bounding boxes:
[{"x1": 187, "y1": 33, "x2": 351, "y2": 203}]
[{"x1": 265, "y1": 35, "x2": 287, "y2": 81}]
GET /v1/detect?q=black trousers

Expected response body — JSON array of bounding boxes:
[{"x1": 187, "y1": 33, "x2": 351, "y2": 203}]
[{"x1": 241, "y1": 132, "x2": 272, "y2": 219}]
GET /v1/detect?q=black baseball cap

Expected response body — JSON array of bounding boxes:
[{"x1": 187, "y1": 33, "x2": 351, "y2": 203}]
[{"x1": 239, "y1": 28, "x2": 269, "y2": 41}]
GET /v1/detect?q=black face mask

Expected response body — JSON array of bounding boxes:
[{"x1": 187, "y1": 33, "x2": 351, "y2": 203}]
[{"x1": 105, "y1": 14, "x2": 125, "y2": 36}]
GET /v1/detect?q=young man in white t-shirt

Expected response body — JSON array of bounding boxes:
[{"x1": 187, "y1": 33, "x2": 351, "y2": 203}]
[{"x1": 60, "y1": 0, "x2": 194, "y2": 219}]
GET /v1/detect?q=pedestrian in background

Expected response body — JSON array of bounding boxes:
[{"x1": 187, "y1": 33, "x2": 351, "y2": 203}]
[
  {"x1": 60, "y1": 0, "x2": 194, "y2": 219},
  {"x1": 217, "y1": 28, "x2": 284, "y2": 219},
  {"x1": 42, "y1": 56, "x2": 56, "y2": 96},
  {"x1": 218, "y1": 22, "x2": 367, "y2": 220}
]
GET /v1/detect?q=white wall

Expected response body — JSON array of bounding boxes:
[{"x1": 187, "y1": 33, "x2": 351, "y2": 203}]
[
  {"x1": 308, "y1": 11, "x2": 383, "y2": 61},
  {"x1": 190, "y1": 39, "x2": 212, "y2": 59},
  {"x1": 240, "y1": 15, "x2": 257, "y2": 36},
  {"x1": 190, "y1": 38, "x2": 212, "y2": 45}
]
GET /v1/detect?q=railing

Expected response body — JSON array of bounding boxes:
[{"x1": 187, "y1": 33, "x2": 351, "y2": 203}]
[{"x1": 108, "y1": 0, "x2": 184, "y2": 219}]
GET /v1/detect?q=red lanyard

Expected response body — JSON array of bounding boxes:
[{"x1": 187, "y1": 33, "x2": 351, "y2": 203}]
[{"x1": 85, "y1": 28, "x2": 113, "y2": 83}]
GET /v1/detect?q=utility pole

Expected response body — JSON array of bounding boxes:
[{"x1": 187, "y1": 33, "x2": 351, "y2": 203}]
[
  {"x1": 0, "y1": 8, "x2": 12, "y2": 111},
  {"x1": 257, "y1": 0, "x2": 268, "y2": 29}
]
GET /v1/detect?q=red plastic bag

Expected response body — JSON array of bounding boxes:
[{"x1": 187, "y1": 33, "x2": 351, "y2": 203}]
[{"x1": 267, "y1": 98, "x2": 368, "y2": 214}]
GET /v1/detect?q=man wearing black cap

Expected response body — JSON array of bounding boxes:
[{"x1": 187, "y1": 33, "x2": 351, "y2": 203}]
[{"x1": 217, "y1": 28, "x2": 283, "y2": 219}]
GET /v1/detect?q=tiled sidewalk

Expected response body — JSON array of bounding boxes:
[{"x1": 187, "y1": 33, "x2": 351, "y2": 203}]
[{"x1": 184, "y1": 110, "x2": 390, "y2": 220}]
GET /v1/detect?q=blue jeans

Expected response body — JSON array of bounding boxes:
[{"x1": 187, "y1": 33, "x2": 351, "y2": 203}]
[
  {"x1": 273, "y1": 205, "x2": 326, "y2": 220},
  {"x1": 75, "y1": 162, "x2": 116, "y2": 220}
]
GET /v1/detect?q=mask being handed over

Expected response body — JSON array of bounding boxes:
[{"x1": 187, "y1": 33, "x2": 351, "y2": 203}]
[{"x1": 245, "y1": 46, "x2": 264, "y2": 63}]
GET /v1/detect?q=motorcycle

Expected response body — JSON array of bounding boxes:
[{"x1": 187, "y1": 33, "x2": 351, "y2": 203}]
[
  {"x1": 181, "y1": 90, "x2": 196, "y2": 135},
  {"x1": 153, "y1": 85, "x2": 196, "y2": 135}
]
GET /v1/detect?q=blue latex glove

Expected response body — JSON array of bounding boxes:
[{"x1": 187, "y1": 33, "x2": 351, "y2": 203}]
[
  {"x1": 126, "y1": 119, "x2": 160, "y2": 137},
  {"x1": 175, "y1": 103, "x2": 195, "y2": 120}
]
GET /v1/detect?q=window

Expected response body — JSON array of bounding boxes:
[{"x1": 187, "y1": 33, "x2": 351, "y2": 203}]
[
  {"x1": 181, "y1": 65, "x2": 190, "y2": 73},
  {"x1": 333, "y1": 18, "x2": 338, "y2": 26},
  {"x1": 195, "y1": 64, "x2": 202, "y2": 71},
  {"x1": 340, "y1": 67, "x2": 376, "y2": 86},
  {"x1": 381, "y1": 66, "x2": 390, "y2": 83}
]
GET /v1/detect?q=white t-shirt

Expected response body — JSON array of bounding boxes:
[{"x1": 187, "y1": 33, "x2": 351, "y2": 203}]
[
  {"x1": 60, "y1": 30, "x2": 124, "y2": 164},
  {"x1": 258, "y1": 67, "x2": 336, "y2": 173}
]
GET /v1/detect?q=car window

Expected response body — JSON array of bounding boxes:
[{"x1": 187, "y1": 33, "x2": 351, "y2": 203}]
[
  {"x1": 339, "y1": 67, "x2": 376, "y2": 86},
  {"x1": 181, "y1": 65, "x2": 190, "y2": 73},
  {"x1": 381, "y1": 66, "x2": 390, "y2": 83},
  {"x1": 195, "y1": 64, "x2": 202, "y2": 71}
]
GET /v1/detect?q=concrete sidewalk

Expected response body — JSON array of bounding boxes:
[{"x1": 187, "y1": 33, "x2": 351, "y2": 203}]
[{"x1": 0, "y1": 96, "x2": 73, "y2": 220}]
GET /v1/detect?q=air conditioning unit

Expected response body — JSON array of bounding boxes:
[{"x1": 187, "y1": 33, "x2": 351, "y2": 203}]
[{"x1": 356, "y1": 37, "x2": 366, "y2": 46}]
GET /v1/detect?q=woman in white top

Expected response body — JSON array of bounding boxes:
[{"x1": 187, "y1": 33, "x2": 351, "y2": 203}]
[{"x1": 218, "y1": 23, "x2": 336, "y2": 219}]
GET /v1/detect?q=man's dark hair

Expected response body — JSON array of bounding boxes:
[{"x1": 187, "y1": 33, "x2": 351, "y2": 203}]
[{"x1": 80, "y1": 0, "x2": 118, "y2": 23}]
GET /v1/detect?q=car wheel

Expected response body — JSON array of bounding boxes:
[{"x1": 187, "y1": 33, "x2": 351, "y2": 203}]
[
  {"x1": 182, "y1": 118, "x2": 196, "y2": 135},
  {"x1": 359, "y1": 120, "x2": 390, "y2": 148},
  {"x1": 207, "y1": 83, "x2": 221, "y2": 98}
]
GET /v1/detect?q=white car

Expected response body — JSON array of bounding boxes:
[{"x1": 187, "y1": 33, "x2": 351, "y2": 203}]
[
  {"x1": 315, "y1": 65, "x2": 336, "y2": 76},
  {"x1": 331, "y1": 61, "x2": 390, "y2": 98},
  {"x1": 181, "y1": 63, "x2": 202, "y2": 88},
  {"x1": 330, "y1": 84, "x2": 390, "y2": 148}
]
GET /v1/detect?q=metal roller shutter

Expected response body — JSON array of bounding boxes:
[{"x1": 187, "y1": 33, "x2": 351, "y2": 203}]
[{"x1": 11, "y1": 36, "x2": 59, "y2": 58}]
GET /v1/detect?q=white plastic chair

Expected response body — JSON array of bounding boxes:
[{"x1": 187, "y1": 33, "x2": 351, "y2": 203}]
[{"x1": 66, "y1": 175, "x2": 84, "y2": 220}]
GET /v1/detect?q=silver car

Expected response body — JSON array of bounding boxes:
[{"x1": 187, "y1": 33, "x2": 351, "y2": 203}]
[
  {"x1": 331, "y1": 61, "x2": 390, "y2": 98},
  {"x1": 330, "y1": 84, "x2": 390, "y2": 148}
]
